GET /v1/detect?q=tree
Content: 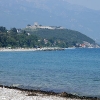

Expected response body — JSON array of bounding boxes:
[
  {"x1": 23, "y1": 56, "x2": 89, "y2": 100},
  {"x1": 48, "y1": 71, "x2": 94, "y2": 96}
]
[
  {"x1": 27, "y1": 24, "x2": 31, "y2": 26},
  {"x1": 10, "y1": 28, "x2": 17, "y2": 33},
  {"x1": 0, "y1": 26, "x2": 7, "y2": 33}
]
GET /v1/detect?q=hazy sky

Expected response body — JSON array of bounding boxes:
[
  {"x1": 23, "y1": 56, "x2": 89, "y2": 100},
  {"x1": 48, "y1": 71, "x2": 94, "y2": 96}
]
[{"x1": 66, "y1": 0, "x2": 100, "y2": 10}]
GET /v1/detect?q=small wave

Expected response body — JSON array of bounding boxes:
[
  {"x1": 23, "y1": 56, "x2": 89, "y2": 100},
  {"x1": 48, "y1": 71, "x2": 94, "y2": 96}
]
[
  {"x1": 0, "y1": 71, "x2": 3, "y2": 73},
  {"x1": 93, "y1": 79, "x2": 100, "y2": 82}
]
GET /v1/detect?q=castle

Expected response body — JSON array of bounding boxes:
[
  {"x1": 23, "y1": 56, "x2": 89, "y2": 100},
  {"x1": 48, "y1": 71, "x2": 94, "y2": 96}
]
[{"x1": 26, "y1": 22, "x2": 64, "y2": 30}]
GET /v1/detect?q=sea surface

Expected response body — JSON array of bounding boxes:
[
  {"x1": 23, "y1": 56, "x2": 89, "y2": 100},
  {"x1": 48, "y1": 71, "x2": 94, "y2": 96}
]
[{"x1": 0, "y1": 48, "x2": 100, "y2": 97}]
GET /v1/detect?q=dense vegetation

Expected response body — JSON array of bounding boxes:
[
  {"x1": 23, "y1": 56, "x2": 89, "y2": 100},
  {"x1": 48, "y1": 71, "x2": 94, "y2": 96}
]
[
  {"x1": 24, "y1": 28, "x2": 95, "y2": 47},
  {"x1": 0, "y1": 26, "x2": 95, "y2": 48},
  {"x1": 0, "y1": 27, "x2": 40, "y2": 48}
]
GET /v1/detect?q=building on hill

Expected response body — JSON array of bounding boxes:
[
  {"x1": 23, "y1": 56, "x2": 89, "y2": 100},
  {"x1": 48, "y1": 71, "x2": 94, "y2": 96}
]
[{"x1": 26, "y1": 22, "x2": 64, "y2": 30}]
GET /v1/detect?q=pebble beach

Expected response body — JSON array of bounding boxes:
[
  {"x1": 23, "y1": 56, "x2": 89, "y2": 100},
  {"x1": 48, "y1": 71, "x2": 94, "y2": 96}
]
[
  {"x1": 0, "y1": 86, "x2": 98, "y2": 100},
  {"x1": 0, "y1": 87, "x2": 81, "y2": 100},
  {"x1": 0, "y1": 47, "x2": 65, "y2": 52}
]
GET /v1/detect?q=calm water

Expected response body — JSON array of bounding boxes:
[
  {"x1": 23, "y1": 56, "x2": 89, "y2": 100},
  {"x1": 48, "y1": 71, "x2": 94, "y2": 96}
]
[{"x1": 0, "y1": 48, "x2": 100, "y2": 97}]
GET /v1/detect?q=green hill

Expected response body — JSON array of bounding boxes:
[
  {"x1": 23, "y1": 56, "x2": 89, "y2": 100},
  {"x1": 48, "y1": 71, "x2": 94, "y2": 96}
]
[
  {"x1": 0, "y1": 26, "x2": 96, "y2": 48},
  {"x1": 24, "y1": 28, "x2": 95, "y2": 47}
]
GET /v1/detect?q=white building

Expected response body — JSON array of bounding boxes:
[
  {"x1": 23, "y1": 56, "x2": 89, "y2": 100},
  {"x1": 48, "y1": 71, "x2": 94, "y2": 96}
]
[{"x1": 26, "y1": 22, "x2": 64, "y2": 30}]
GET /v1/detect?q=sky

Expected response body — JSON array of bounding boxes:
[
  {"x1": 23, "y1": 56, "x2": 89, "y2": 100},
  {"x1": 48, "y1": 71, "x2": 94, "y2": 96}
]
[{"x1": 66, "y1": 0, "x2": 100, "y2": 10}]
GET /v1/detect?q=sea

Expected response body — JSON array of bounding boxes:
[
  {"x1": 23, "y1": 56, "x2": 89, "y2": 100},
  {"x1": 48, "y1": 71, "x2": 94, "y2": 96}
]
[{"x1": 0, "y1": 48, "x2": 100, "y2": 97}]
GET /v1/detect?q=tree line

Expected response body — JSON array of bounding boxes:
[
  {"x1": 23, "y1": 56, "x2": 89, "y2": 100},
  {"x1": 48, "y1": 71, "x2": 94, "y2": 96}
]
[
  {"x1": 0, "y1": 26, "x2": 95, "y2": 48},
  {"x1": 0, "y1": 26, "x2": 69, "y2": 48}
]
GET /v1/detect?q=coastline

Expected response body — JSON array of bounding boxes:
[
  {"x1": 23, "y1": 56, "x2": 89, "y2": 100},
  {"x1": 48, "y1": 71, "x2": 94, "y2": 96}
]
[
  {"x1": 0, "y1": 47, "x2": 100, "y2": 52},
  {"x1": 0, "y1": 85, "x2": 98, "y2": 100},
  {"x1": 0, "y1": 48, "x2": 100, "y2": 100},
  {"x1": 0, "y1": 47, "x2": 65, "y2": 52}
]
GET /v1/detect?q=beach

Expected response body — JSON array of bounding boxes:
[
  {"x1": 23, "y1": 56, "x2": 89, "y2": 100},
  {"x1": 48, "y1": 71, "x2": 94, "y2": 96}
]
[
  {"x1": 0, "y1": 86, "x2": 97, "y2": 100},
  {"x1": 0, "y1": 47, "x2": 65, "y2": 52},
  {"x1": 0, "y1": 87, "x2": 78, "y2": 100},
  {"x1": 0, "y1": 85, "x2": 98, "y2": 100}
]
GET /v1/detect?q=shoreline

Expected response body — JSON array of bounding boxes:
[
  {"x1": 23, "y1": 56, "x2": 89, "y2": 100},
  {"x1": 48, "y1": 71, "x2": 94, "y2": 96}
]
[
  {"x1": 0, "y1": 47, "x2": 65, "y2": 52},
  {"x1": 0, "y1": 85, "x2": 98, "y2": 100},
  {"x1": 0, "y1": 47, "x2": 100, "y2": 52}
]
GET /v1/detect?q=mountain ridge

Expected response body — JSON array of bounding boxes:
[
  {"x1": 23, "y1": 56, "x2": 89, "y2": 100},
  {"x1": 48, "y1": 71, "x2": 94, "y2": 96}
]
[{"x1": 0, "y1": 0, "x2": 100, "y2": 42}]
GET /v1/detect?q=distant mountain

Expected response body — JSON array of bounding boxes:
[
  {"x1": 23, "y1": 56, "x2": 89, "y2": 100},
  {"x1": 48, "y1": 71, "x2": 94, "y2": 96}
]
[{"x1": 0, "y1": 0, "x2": 100, "y2": 42}]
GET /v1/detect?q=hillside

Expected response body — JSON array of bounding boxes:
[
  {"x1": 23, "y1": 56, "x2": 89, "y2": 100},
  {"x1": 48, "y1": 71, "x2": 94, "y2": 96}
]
[
  {"x1": 0, "y1": 0, "x2": 100, "y2": 42},
  {"x1": 24, "y1": 27, "x2": 96, "y2": 48},
  {"x1": 0, "y1": 26, "x2": 97, "y2": 48}
]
